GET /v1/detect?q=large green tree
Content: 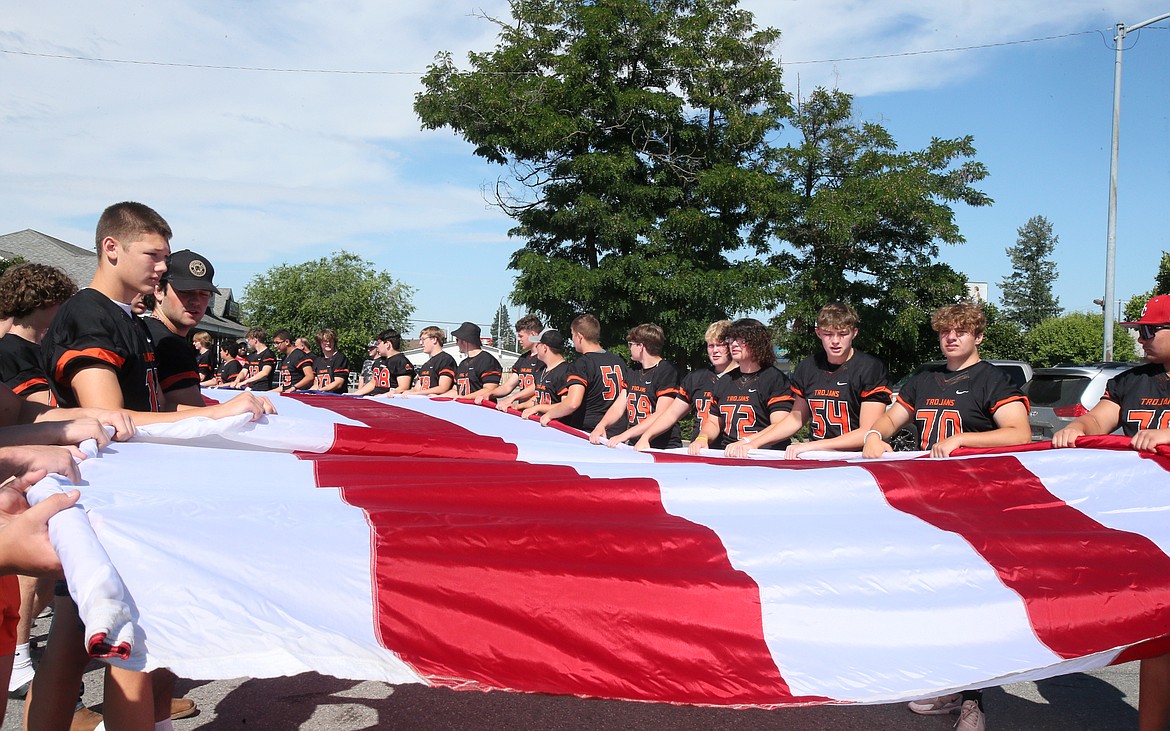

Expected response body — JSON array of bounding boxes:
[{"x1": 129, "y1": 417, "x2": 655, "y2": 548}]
[
  {"x1": 1025, "y1": 312, "x2": 1137, "y2": 367},
  {"x1": 766, "y1": 88, "x2": 990, "y2": 376},
  {"x1": 1000, "y1": 215, "x2": 1061, "y2": 329},
  {"x1": 415, "y1": 0, "x2": 787, "y2": 367},
  {"x1": 241, "y1": 251, "x2": 414, "y2": 369}
]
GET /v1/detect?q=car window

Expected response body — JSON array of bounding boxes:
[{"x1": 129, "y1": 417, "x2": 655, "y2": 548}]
[
  {"x1": 1026, "y1": 375, "x2": 1090, "y2": 408},
  {"x1": 991, "y1": 365, "x2": 1029, "y2": 389}
]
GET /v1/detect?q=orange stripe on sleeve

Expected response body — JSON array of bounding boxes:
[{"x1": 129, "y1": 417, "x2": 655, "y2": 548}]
[{"x1": 54, "y1": 348, "x2": 126, "y2": 383}]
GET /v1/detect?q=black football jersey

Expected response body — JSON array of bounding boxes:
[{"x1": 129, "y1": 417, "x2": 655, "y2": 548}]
[
  {"x1": 370, "y1": 353, "x2": 415, "y2": 395},
  {"x1": 895, "y1": 360, "x2": 1028, "y2": 450},
  {"x1": 511, "y1": 351, "x2": 545, "y2": 393},
  {"x1": 565, "y1": 350, "x2": 631, "y2": 436},
  {"x1": 145, "y1": 317, "x2": 200, "y2": 395},
  {"x1": 534, "y1": 360, "x2": 570, "y2": 407},
  {"x1": 455, "y1": 350, "x2": 502, "y2": 397},
  {"x1": 1104, "y1": 363, "x2": 1170, "y2": 437},
  {"x1": 0, "y1": 333, "x2": 53, "y2": 403},
  {"x1": 709, "y1": 366, "x2": 794, "y2": 449},
  {"x1": 416, "y1": 352, "x2": 457, "y2": 391},
  {"x1": 278, "y1": 347, "x2": 315, "y2": 390},
  {"x1": 790, "y1": 350, "x2": 892, "y2": 440},
  {"x1": 245, "y1": 349, "x2": 277, "y2": 391},
  {"x1": 196, "y1": 349, "x2": 215, "y2": 383},
  {"x1": 42, "y1": 288, "x2": 161, "y2": 412},
  {"x1": 678, "y1": 366, "x2": 725, "y2": 439},
  {"x1": 218, "y1": 358, "x2": 244, "y2": 385},
  {"x1": 625, "y1": 360, "x2": 682, "y2": 449},
  {"x1": 314, "y1": 351, "x2": 350, "y2": 392}
]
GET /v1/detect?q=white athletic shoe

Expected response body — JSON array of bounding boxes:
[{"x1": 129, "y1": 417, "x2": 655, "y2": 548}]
[
  {"x1": 954, "y1": 699, "x2": 986, "y2": 731},
  {"x1": 907, "y1": 693, "x2": 963, "y2": 715}
]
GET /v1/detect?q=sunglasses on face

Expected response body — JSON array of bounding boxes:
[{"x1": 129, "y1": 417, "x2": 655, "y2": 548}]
[{"x1": 1137, "y1": 324, "x2": 1170, "y2": 340}]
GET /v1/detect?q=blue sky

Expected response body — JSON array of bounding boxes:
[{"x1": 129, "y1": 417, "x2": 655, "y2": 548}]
[{"x1": 2, "y1": 1, "x2": 1167, "y2": 335}]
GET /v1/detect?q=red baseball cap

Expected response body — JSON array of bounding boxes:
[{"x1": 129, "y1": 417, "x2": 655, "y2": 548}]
[{"x1": 1121, "y1": 295, "x2": 1170, "y2": 326}]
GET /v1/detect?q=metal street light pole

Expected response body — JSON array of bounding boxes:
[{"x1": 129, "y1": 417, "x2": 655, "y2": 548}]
[{"x1": 1103, "y1": 10, "x2": 1170, "y2": 361}]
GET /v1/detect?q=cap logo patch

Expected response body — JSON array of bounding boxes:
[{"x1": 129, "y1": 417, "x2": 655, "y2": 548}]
[{"x1": 189, "y1": 260, "x2": 207, "y2": 277}]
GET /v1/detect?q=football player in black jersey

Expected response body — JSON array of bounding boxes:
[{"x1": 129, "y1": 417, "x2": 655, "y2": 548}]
[
  {"x1": 633, "y1": 320, "x2": 734, "y2": 451},
  {"x1": 857, "y1": 303, "x2": 1028, "y2": 731},
  {"x1": 313, "y1": 329, "x2": 351, "y2": 393},
  {"x1": 271, "y1": 329, "x2": 315, "y2": 392},
  {"x1": 520, "y1": 329, "x2": 571, "y2": 418},
  {"x1": 725, "y1": 303, "x2": 892, "y2": 458},
  {"x1": 444, "y1": 321, "x2": 502, "y2": 400},
  {"x1": 1052, "y1": 294, "x2": 1170, "y2": 731},
  {"x1": 539, "y1": 314, "x2": 630, "y2": 436},
  {"x1": 37, "y1": 202, "x2": 273, "y2": 731},
  {"x1": 488, "y1": 314, "x2": 545, "y2": 410},
  {"x1": 0, "y1": 264, "x2": 77, "y2": 405},
  {"x1": 858, "y1": 303, "x2": 1029, "y2": 460},
  {"x1": 605, "y1": 324, "x2": 683, "y2": 449},
  {"x1": 354, "y1": 328, "x2": 415, "y2": 396},
  {"x1": 145, "y1": 249, "x2": 220, "y2": 407},
  {"x1": 232, "y1": 327, "x2": 277, "y2": 391},
  {"x1": 410, "y1": 326, "x2": 458, "y2": 396},
  {"x1": 688, "y1": 318, "x2": 794, "y2": 455}
]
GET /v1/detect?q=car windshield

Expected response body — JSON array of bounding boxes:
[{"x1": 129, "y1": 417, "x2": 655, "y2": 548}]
[{"x1": 1025, "y1": 375, "x2": 1090, "y2": 409}]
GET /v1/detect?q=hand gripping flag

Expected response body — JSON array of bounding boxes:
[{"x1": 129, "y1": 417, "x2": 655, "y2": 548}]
[{"x1": 29, "y1": 390, "x2": 1170, "y2": 707}]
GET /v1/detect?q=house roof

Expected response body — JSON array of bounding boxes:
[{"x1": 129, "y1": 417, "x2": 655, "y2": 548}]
[
  {"x1": 0, "y1": 229, "x2": 97, "y2": 288},
  {"x1": 2, "y1": 228, "x2": 246, "y2": 339}
]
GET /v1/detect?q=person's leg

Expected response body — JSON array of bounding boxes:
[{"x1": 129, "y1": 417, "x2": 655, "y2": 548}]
[
  {"x1": 10, "y1": 575, "x2": 52, "y2": 693},
  {"x1": 102, "y1": 666, "x2": 155, "y2": 730},
  {"x1": 1139, "y1": 654, "x2": 1170, "y2": 731},
  {"x1": 25, "y1": 594, "x2": 91, "y2": 731}
]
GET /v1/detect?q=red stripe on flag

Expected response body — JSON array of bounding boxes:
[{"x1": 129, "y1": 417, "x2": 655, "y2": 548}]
[
  {"x1": 287, "y1": 394, "x2": 519, "y2": 460},
  {"x1": 292, "y1": 395, "x2": 804, "y2": 702},
  {"x1": 301, "y1": 445, "x2": 809, "y2": 704},
  {"x1": 863, "y1": 455, "x2": 1170, "y2": 659}
]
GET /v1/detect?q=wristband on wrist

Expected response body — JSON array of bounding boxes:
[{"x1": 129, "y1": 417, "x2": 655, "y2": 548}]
[
  {"x1": 863, "y1": 429, "x2": 883, "y2": 443},
  {"x1": 693, "y1": 435, "x2": 709, "y2": 443},
  {"x1": 742, "y1": 436, "x2": 753, "y2": 444}
]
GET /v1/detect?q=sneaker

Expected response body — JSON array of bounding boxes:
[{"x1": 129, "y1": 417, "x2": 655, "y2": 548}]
[
  {"x1": 170, "y1": 697, "x2": 198, "y2": 719},
  {"x1": 908, "y1": 693, "x2": 963, "y2": 715},
  {"x1": 954, "y1": 699, "x2": 986, "y2": 731},
  {"x1": 7, "y1": 659, "x2": 34, "y2": 695}
]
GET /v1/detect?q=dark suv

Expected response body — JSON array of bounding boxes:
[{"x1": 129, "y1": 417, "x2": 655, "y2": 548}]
[{"x1": 1024, "y1": 362, "x2": 1139, "y2": 441}]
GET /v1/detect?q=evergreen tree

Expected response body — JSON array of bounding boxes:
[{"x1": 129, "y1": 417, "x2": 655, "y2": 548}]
[
  {"x1": 1000, "y1": 215, "x2": 1061, "y2": 329},
  {"x1": 490, "y1": 303, "x2": 518, "y2": 351}
]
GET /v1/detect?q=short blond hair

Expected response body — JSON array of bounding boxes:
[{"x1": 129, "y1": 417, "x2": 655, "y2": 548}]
[
  {"x1": 704, "y1": 320, "x2": 732, "y2": 344},
  {"x1": 419, "y1": 325, "x2": 445, "y2": 345}
]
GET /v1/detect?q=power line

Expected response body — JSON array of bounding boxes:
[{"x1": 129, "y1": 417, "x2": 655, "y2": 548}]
[{"x1": 3, "y1": 26, "x2": 1155, "y2": 75}]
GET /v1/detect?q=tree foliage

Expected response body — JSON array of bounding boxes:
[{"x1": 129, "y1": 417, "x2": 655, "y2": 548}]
[
  {"x1": 978, "y1": 303, "x2": 1028, "y2": 362},
  {"x1": 1124, "y1": 251, "x2": 1170, "y2": 321},
  {"x1": 416, "y1": 0, "x2": 990, "y2": 373},
  {"x1": 1025, "y1": 312, "x2": 1137, "y2": 367},
  {"x1": 999, "y1": 215, "x2": 1061, "y2": 329},
  {"x1": 0, "y1": 255, "x2": 27, "y2": 278},
  {"x1": 241, "y1": 251, "x2": 414, "y2": 369},
  {"x1": 416, "y1": 0, "x2": 788, "y2": 367},
  {"x1": 489, "y1": 303, "x2": 518, "y2": 351},
  {"x1": 767, "y1": 88, "x2": 990, "y2": 376}
]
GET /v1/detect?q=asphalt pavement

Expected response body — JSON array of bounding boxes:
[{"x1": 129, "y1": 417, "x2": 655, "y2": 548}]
[{"x1": 3, "y1": 611, "x2": 1143, "y2": 730}]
